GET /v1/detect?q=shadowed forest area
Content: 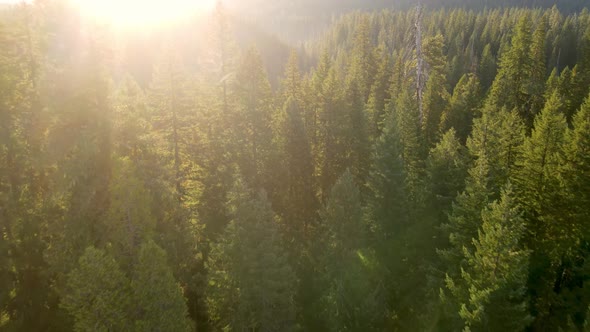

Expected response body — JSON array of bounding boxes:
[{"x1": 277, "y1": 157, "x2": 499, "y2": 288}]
[{"x1": 1, "y1": 0, "x2": 590, "y2": 331}]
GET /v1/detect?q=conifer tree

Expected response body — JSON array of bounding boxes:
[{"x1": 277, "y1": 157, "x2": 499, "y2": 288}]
[
  {"x1": 315, "y1": 64, "x2": 347, "y2": 198},
  {"x1": 395, "y1": 87, "x2": 425, "y2": 204},
  {"x1": 344, "y1": 78, "x2": 371, "y2": 187},
  {"x1": 320, "y1": 171, "x2": 384, "y2": 331},
  {"x1": 207, "y1": 186, "x2": 297, "y2": 331},
  {"x1": 104, "y1": 158, "x2": 155, "y2": 269},
  {"x1": 467, "y1": 107, "x2": 525, "y2": 197},
  {"x1": 149, "y1": 49, "x2": 194, "y2": 198},
  {"x1": 61, "y1": 247, "x2": 132, "y2": 332},
  {"x1": 366, "y1": 109, "x2": 408, "y2": 241},
  {"x1": 282, "y1": 50, "x2": 304, "y2": 107},
  {"x1": 440, "y1": 73, "x2": 481, "y2": 143},
  {"x1": 529, "y1": 16, "x2": 549, "y2": 118},
  {"x1": 427, "y1": 129, "x2": 468, "y2": 218},
  {"x1": 232, "y1": 47, "x2": 274, "y2": 189},
  {"x1": 365, "y1": 44, "x2": 392, "y2": 141},
  {"x1": 488, "y1": 16, "x2": 535, "y2": 124},
  {"x1": 514, "y1": 91, "x2": 568, "y2": 329},
  {"x1": 460, "y1": 184, "x2": 532, "y2": 332},
  {"x1": 272, "y1": 97, "x2": 317, "y2": 245},
  {"x1": 561, "y1": 93, "x2": 590, "y2": 240},
  {"x1": 132, "y1": 240, "x2": 194, "y2": 332},
  {"x1": 478, "y1": 44, "x2": 496, "y2": 92},
  {"x1": 422, "y1": 34, "x2": 451, "y2": 147}
]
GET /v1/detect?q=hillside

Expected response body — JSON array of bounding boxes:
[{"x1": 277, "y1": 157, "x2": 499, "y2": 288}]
[{"x1": 224, "y1": 0, "x2": 589, "y2": 41}]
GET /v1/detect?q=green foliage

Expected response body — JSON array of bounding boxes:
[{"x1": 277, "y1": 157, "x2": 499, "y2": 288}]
[
  {"x1": 61, "y1": 247, "x2": 131, "y2": 332},
  {"x1": 232, "y1": 47, "x2": 274, "y2": 189},
  {"x1": 460, "y1": 184, "x2": 532, "y2": 332},
  {"x1": 440, "y1": 74, "x2": 482, "y2": 143},
  {"x1": 319, "y1": 170, "x2": 386, "y2": 330},
  {"x1": 2, "y1": 3, "x2": 590, "y2": 331},
  {"x1": 427, "y1": 129, "x2": 469, "y2": 216},
  {"x1": 488, "y1": 16, "x2": 536, "y2": 124},
  {"x1": 132, "y1": 240, "x2": 194, "y2": 332},
  {"x1": 422, "y1": 35, "x2": 451, "y2": 147},
  {"x1": 207, "y1": 188, "x2": 297, "y2": 331}
]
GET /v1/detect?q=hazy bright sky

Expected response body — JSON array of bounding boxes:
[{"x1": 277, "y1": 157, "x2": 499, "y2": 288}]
[{"x1": 1, "y1": 0, "x2": 216, "y2": 27}]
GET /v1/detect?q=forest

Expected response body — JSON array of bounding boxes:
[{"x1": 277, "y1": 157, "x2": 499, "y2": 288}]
[{"x1": 1, "y1": 0, "x2": 590, "y2": 331}]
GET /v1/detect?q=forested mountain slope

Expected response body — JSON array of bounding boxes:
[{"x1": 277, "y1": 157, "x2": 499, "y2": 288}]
[
  {"x1": 1, "y1": 1, "x2": 590, "y2": 331},
  {"x1": 224, "y1": 0, "x2": 589, "y2": 41}
]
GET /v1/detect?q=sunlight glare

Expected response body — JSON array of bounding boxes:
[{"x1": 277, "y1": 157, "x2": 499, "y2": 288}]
[{"x1": 73, "y1": 0, "x2": 213, "y2": 27}]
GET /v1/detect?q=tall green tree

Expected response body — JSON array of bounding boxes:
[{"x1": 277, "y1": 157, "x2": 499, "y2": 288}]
[
  {"x1": 207, "y1": 184, "x2": 297, "y2": 331},
  {"x1": 132, "y1": 240, "x2": 194, "y2": 332},
  {"x1": 319, "y1": 171, "x2": 385, "y2": 331},
  {"x1": 440, "y1": 74, "x2": 481, "y2": 143},
  {"x1": 422, "y1": 34, "x2": 451, "y2": 147},
  {"x1": 459, "y1": 184, "x2": 532, "y2": 332},
  {"x1": 271, "y1": 97, "x2": 317, "y2": 247},
  {"x1": 61, "y1": 247, "x2": 131, "y2": 332},
  {"x1": 514, "y1": 91, "x2": 568, "y2": 330},
  {"x1": 488, "y1": 16, "x2": 535, "y2": 125},
  {"x1": 232, "y1": 47, "x2": 274, "y2": 190},
  {"x1": 427, "y1": 129, "x2": 469, "y2": 220}
]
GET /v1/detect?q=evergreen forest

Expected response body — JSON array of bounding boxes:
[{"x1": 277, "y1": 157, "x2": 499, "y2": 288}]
[{"x1": 1, "y1": 0, "x2": 590, "y2": 331}]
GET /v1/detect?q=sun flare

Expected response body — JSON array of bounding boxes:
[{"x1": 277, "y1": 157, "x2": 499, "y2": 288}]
[{"x1": 73, "y1": 0, "x2": 213, "y2": 27}]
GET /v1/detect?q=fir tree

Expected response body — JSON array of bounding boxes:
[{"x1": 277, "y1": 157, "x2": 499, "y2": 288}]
[
  {"x1": 478, "y1": 44, "x2": 496, "y2": 92},
  {"x1": 514, "y1": 91, "x2": 568, "y2": 330},
  {"x1": 61, "y1": 247, "x2": 132, "y2": 332},
  {"x1": 132, "y1": 240, "x2": 194, "y2": 332},
  {"x1": 488, "y1": 16, "x2": 535, "y2": 124},
  {"x1": 232, "y1": 47, "x2": 274, "y2": 189},
  {"x1": 427, "y1": 129, "x2": 469, "y2": 218},
  {"x1": 320, "y1": 170, "x2": 385, "y2": 331},
  {"x1": 561, "y1": 93, "x2": 590, "y2": 241},
  {"x1": 422, "y1": 35, "x2": 451, "y2": 147},
  {"x1": 207, "y1": 187, "x2": 297, "y2": 331},
  {"x1": 440, "y1": 73, "x2": 482, "y2": 144},
  {"x1": 271, "y1": 97, "x2": 317, "y2": 248},
  {"x1": 460, "y1": 184, "x2": 532, "y2": 332}
]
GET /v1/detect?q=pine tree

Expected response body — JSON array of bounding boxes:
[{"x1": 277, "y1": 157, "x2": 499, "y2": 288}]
[
  {"x1": 271, "y1": 97, "x2": 317, "y2": 247},
  {"x1": 478, "y1": 44, "x2": 496, "y2": 92},
  {"x1": 0, "y1": 5, "x2": 59, "y2": 329},
  {"x1": 561, "y1": 93, "x2": 590, "y2": 241},
  {"x1": 315, "y1": 64, "x2": 347, "y2": 199},
  {"x1": 395, "y1": 87, "x2": 424, "y2": 204},
  {"x1": 440, "y1": 73, "x2": 482, "y2": 144},
  {"x1": 365, "y1": 44, "x2": 391, "y2": 141},
  {"x1": 467, "y1": 107, "x2": 525, "y2": 197},
  {"x1": 319, "y1": 170, "x2": 385, "y2": 331},
  {"x1": 61, "y1": 247, "x2": 132, "y2": 332},
  {"x1": 439, "y1": 155, "x2": 492, "y2": 330},
  {"x1": 344, "y1": 77, "x2": 371, "y2": 187},
  {"x1": 207, "y1": 187, "x2": 297, "y2": 331},
  {"x1": 460, "y1": 184, "x2": 532, "y2": 332},
  {"x1": 132, "y1": 240, "x2": 194, "y2": 332},
  {"x1": 488, "y1": 16, "x2": 535, "y2": 124},
  {"x1": 427, "y1": 129, "x2": 469, "y2": 218},
  {"x1": 422, "y1": 34, "x2": 451, "y2": 147},
  {"x1": 366, "y1": 109, "x2": 408, "y2": 241},
  {"x1": 104, "y1": 158, "x2": 155, "y2": 269},
  {"x1": 282, "y1": 50, "x2": 304, "y2": 106},
  {"x1": 514, "y1": 91, "x2": 568, "y2": 330},
  {"x1": 149, "y1": 48, "x2": 195, "y2": 199},
  {"x1": 529, "y1": 16, "x2": 549, "y2": 119},
  {"x1": 232, "y1": 47, "x2": 274, "y2": 189}
]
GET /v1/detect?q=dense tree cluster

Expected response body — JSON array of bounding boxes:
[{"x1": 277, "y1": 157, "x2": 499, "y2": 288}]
[{"x1": 1, "y1": 1, "x2": 590, "y2": 331}]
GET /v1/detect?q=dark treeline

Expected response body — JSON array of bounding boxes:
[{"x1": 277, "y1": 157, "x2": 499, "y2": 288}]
[{"x1": 1, "y1": 1, "x2": 590, "y2": 331}]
